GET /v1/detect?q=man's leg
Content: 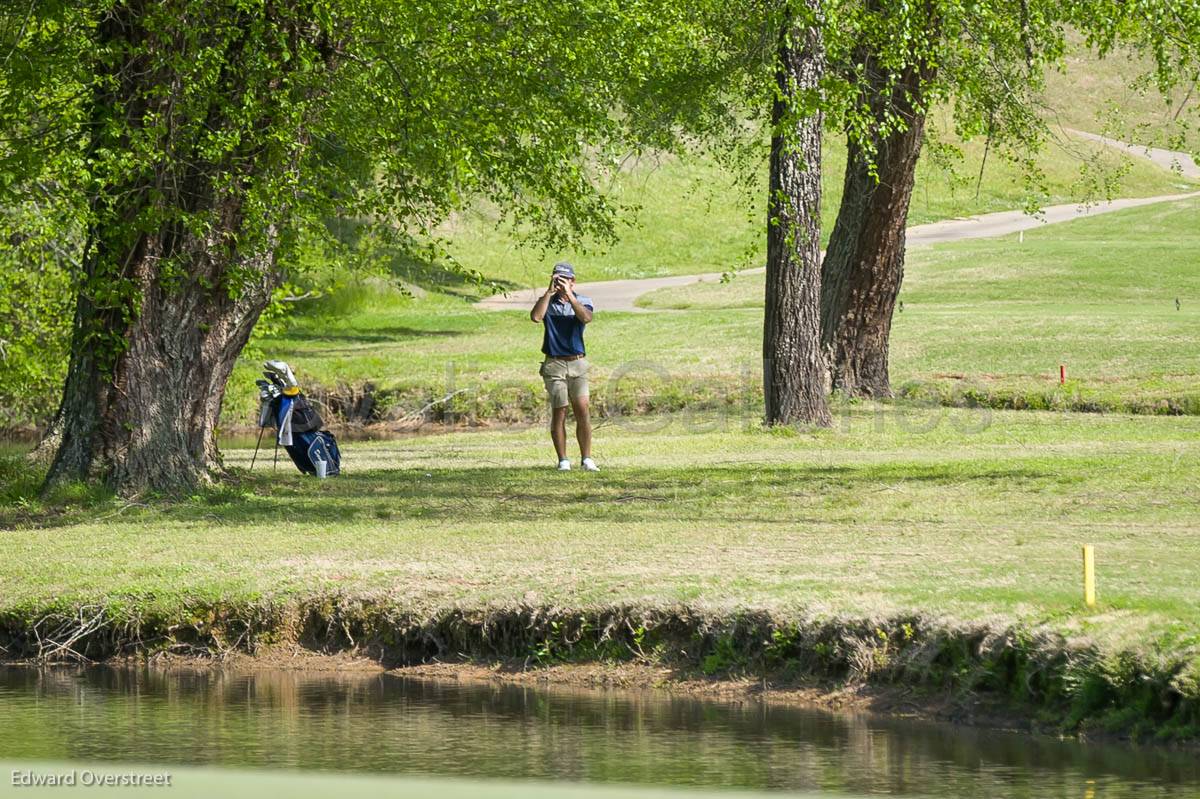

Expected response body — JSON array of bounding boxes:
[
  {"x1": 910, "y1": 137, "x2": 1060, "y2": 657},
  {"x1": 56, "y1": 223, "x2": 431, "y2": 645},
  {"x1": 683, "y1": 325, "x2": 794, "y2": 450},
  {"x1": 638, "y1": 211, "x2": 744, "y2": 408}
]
[
  {"x1": 571, "y1": 396, "x2": 591, "y2": 460},
  {"x1": 567, "y1": 360, "x2": 592, "y2": 463},
  {"x1": 551, "y1": 405, "x2": 569, "y2": 460},
  {"x1": 543, "y1": 360, "x2": 570, "y2": 464}
]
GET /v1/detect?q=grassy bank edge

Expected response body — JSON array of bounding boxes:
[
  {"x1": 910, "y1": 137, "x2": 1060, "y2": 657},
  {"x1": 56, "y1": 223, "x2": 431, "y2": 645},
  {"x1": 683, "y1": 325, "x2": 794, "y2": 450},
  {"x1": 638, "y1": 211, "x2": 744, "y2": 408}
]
[
  {"x1": 211, "y1": 374, "x2": 1200, "y2": 437},
  {"x1": 6, "y1": 380, "x2": 1199, "y2": 444},
  {"x1": 3, "y1": 597, "x2": 1197, "y2": 743}
]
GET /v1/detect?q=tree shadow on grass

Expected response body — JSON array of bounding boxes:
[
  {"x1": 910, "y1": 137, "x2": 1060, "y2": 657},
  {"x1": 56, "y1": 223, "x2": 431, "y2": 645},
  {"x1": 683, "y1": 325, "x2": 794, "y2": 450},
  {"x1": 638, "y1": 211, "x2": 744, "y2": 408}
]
[
  {"x1": 269, "y1": 325, "x2": 467, "y2": 359},
  {"x1": 138, "y1": 461, "x2": 1057, "y2": 529},
  {"x1": 0, "y1": 460, "x2": 1067, "y2": 531},
  {"x1": 324, "y1": 216, "x2": 524, "y2": 300},
  {"x1": 290, "y1": 327, "x2": 464, "y2": 344},
  {"x1": 386, "y1": 248, "x2": 524, "y2": 300},
  {"x1": 259, "y1": 325, "x2": 468, "y2": 360}
]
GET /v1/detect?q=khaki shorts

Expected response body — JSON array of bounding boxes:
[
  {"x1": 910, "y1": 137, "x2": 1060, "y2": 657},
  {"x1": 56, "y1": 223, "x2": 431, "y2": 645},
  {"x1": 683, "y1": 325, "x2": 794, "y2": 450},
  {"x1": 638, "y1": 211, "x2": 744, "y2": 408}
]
[{"x1": 540, "y1": 357, "x2": 590, "y2": 409}]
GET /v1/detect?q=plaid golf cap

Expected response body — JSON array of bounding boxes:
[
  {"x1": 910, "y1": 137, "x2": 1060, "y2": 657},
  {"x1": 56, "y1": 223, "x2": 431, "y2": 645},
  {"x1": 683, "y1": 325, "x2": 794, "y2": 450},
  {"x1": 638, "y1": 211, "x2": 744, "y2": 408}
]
[{"x1": 552, "y1": 262, "x2": 575, "y2": 279}]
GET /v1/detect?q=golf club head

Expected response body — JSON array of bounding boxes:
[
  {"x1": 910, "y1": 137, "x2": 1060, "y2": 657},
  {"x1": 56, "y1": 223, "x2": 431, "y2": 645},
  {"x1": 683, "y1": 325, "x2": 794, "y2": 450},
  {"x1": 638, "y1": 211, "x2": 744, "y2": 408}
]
[
  {"x1": 263, "y1": 360, "x2": 298, "y2": 390},
  {"x1": 255, "y1": 379, "x2": 280, "y2": 401}
]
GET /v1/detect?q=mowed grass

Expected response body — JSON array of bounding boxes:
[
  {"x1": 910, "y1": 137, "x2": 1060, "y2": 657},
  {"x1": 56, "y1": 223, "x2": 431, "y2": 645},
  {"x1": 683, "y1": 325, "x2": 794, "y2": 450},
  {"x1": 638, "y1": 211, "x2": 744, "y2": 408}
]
[{"x1": 2, "y1": 409, "x2": 1199, "y2": 656}]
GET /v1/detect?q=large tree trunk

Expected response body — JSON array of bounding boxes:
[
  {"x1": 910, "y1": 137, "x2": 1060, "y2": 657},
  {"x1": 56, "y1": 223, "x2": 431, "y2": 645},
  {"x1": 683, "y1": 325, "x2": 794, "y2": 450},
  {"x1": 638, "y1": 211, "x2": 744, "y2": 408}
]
[
  {"x1": 820, "y1": 57, "x2": 934, "y2": 398},
  {"x1": 43, "y1": 2, "x2": 284, "y2": 493},
  {"x1": 763, "y1": 4, "x2": 831, "y2": 427},
  {"x1": 45, "y1": 231, "x2": 275, "y2": 492}
]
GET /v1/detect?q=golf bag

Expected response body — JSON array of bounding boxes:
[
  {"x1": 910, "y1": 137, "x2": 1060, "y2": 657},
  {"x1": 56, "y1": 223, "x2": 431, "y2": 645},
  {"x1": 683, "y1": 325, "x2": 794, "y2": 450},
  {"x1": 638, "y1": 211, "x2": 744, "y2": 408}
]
[{"x1": 255, "y1": 361, "x2": 341, "y2": 477}]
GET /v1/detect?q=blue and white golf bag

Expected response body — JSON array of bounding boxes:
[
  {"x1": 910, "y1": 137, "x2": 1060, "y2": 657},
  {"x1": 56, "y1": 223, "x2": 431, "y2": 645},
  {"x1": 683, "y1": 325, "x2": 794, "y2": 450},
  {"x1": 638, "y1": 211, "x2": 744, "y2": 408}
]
[{"x1": 256, "y1": 360, "x2": 341, "y2": 477}]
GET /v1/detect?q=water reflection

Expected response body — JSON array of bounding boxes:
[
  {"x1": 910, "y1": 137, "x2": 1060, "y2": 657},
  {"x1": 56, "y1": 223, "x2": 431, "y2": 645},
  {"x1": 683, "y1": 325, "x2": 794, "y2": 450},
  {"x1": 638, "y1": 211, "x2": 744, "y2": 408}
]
[{"x1": 0, "y1": 666, "x2": 1195, "y2": 797}]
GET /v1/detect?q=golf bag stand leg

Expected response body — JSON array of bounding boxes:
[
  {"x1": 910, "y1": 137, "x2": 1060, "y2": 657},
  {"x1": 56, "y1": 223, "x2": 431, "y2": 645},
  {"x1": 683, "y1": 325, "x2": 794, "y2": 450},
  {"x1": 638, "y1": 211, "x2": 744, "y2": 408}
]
[{"x1": 249, "y1": 424, "x2": 267, "y2": 471}]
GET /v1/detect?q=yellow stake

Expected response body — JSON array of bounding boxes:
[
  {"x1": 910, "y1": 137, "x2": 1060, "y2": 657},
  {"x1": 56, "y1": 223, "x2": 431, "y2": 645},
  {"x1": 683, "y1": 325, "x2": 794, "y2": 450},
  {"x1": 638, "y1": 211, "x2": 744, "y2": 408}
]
[{"x1": 1082, "y1": 545, "x2": 1096, "y2": 607}]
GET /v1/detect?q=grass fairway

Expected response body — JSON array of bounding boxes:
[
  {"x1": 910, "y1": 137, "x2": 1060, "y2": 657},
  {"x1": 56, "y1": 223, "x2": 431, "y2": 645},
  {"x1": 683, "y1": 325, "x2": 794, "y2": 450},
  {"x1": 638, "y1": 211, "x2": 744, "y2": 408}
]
[{"x1": 3, "y1": 409, "x2": 1198, "y2": 660}]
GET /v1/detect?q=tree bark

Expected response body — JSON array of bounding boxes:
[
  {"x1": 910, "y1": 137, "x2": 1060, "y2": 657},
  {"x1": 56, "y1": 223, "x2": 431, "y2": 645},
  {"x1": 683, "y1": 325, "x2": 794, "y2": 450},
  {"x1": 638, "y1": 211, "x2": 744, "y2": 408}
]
[
  {"x1": 763, "y1": 4, "x2": 831, "y2": 427},
  {"x1": 43, "y1": 2, "x2": 284, "y2": 493},
  {"x1": 44, "y1": 227, "x2": 275, "y2": 492},
  {"x1": 820, "y1": 56, "x2": 934, "y2": 398}
]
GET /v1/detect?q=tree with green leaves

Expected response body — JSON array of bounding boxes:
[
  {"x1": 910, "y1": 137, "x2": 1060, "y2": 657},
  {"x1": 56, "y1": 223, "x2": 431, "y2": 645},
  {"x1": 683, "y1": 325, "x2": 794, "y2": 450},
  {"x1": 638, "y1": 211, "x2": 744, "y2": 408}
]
[{"x1": 0, "y1": 0, "x2": 723, "y2": 491}]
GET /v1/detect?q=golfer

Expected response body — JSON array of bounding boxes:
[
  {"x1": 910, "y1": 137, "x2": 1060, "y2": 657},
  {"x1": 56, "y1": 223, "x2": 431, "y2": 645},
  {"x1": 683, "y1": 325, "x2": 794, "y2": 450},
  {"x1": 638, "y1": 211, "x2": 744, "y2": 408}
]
[{"x1": 530, "y1": 262, "x2": 598, "y2": 471}]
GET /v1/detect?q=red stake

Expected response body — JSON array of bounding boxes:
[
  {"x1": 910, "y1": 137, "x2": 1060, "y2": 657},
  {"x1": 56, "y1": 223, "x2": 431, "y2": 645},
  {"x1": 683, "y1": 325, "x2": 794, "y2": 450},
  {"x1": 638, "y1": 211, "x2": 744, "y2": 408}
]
[{"x1": 1060, "y1": 364, "x2": 1066, "y2": 385}]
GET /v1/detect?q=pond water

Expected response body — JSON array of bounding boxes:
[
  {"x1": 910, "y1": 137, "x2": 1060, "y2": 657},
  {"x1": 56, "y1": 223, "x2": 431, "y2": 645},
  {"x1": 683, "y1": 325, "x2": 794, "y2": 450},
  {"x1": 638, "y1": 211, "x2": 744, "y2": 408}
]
[{"x1": 0, "y1": 666, "x2": 1196, "y2": 797}]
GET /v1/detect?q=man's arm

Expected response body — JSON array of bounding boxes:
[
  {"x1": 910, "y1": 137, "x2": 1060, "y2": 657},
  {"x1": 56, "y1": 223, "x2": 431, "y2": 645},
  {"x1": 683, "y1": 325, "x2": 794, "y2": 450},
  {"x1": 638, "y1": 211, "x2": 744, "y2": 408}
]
[
  {"x1": 530, "y1": 278, "x2": 558, "y2": 322},
  {"x1": 563, "y1": 286, "x2": 593, "y2": 323}
]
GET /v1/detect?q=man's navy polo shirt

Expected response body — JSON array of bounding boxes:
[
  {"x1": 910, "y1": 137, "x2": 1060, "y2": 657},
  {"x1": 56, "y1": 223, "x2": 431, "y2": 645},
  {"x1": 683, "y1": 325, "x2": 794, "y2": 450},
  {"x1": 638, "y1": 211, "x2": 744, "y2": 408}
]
[{"x1": 541, "y1": 295, "x2": 593, "y2": 357}]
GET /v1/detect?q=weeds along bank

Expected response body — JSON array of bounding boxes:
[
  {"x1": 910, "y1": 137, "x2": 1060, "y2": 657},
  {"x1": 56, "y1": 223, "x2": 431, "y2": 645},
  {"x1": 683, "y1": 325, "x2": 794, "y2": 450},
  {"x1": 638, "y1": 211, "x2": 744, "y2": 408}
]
[{"x1": 214, "y1": 369, "x2": 1200, "y2": 436}]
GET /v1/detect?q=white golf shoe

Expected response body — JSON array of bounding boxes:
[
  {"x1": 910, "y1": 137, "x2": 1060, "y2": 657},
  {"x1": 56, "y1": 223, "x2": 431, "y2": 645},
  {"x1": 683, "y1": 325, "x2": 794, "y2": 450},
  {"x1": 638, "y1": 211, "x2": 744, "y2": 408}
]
[
  {"x1": 557, "y1": 459, "x2": 571, "y2": 471},
  {"x1": 581, "y1": 458, "x2": 600, "y2": 472}
]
